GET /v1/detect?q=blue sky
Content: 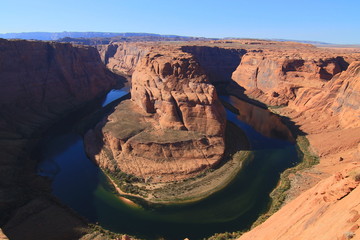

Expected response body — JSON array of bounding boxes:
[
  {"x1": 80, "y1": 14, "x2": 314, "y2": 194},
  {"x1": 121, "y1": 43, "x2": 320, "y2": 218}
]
[{"x1": 1, "y1": 0, "x2": 359, "y2": 44}]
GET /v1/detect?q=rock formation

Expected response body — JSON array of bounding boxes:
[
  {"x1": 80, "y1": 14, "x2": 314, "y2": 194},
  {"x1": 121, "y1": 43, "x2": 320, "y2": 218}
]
[
  {"x1": 85, "y1": 48, "x2": 226, "y2": 182},
  {"x1": 0, "y1": 39, "x2": 118, "y2": 239},
  {"x1": 231, "y1": 50, "x2": 353, "y2": 106},
  {"x1": 0, "y1": 39, "x2": 117, "y2": 137},
  {"x1": 232, "y1": 44, "x2": 360, "y2": 240},
  {"x1": 239, "y1": 169, "x2": 360, "y2": 240}
]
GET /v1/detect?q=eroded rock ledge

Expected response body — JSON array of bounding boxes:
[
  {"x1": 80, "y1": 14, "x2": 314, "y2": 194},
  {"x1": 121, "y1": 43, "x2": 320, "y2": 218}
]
[{"x1": 85, "y1": 48, "x2": 226, "y2": 183}]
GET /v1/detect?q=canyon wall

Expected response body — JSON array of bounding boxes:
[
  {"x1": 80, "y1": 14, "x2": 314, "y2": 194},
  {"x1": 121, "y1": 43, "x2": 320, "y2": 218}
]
[
  {"x1": 331, "y1": 61, "x2": 360, "y2": 129},
  {"x1": 0, "y1": 39, "x2": 117, "y2": 137},
  {"x1": 0, "y1": 39, "x2": 118, "y2": 239},
  {"x1": 97, "y1": 42, "x2": 149, "y2": 76},
  {"x1": 232, "y1": 51, "x2": 352, "y2": 106},
  {"x1": 232, "y1": 44, "x2": 360, "y2": 240},
  {"x1": 181, "y1": 46, "x2": 246, "y2": 85},
  {"x1": 85, "y1": 48, "x2": 226, "y2": 182}
]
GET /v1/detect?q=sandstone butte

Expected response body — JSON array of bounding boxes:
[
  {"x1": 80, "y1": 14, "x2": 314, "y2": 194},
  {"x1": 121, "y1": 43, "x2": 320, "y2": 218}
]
[
  {"x1": 1, "y1": 38, "x2": 360, "y2": 240},
  {"x1": 85, "y1": 47, "x2": 226, "y2": 184}
]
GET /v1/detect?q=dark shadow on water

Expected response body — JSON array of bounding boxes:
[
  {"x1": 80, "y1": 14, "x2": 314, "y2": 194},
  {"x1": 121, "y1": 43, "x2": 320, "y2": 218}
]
[{"x1": 35, "y1": 88, "x2": 130, "y2": 224}]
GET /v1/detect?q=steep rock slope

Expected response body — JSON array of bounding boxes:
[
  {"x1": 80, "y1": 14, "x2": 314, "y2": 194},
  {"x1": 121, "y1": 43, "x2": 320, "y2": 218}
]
[
  {"x1": 85, "y1": 48, "x2": 226, "y2": 182},
  {"x1": 239, "y1": 169, "x2": 360, "y2": 240},
  {"x1": 331, "y1": 61, "x2": 360, "y2": 129},
  {"x1": 0, "y1": 39, "x2": 117, "y2": 239},
  {"x1": 274, "y1": 61, "x2": 360, "y2": 159}
]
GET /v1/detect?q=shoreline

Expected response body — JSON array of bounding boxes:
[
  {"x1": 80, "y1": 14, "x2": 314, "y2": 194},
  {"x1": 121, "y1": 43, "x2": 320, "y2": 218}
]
[
  {"x1": 102, "y1": 121, "x2": 252, "y2": 206},
  {"x1": 249, "y1": 134, "x2": 319, "y2": 228},
  {"x1": 103, "y1": 173, "x2": 141, "y2": 208}
]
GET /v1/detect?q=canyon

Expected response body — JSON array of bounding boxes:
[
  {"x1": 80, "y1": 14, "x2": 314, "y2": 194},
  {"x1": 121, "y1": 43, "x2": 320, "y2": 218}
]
[{"x1": 0, "y1": 37, "x2": 359, "y2": 240}]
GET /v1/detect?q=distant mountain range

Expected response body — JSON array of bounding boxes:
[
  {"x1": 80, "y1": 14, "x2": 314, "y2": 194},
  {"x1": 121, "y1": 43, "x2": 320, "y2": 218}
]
[
  {"x1": 271, "y1": 39, "x2": 332, "y2": 45},
  {"x1": 3, "y1": 32, "x2": 357, "y2": 47},
  {"x1": 0, "y1": 32, "x2": 200, "y2": 41}
]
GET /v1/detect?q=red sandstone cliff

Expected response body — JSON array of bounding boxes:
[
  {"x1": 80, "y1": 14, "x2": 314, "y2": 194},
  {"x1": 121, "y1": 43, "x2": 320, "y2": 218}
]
[
  {"x1": 97, "y1": 42, "x2": 149, "y2": 76},
  {"x1": 234, "y1": 46, "x2": 360, "y2": 240},
  {"x1": 231, "y1": 50, "x2": 354, "y2": 106},
  {"x1": 0, "y1": 39, "x2": 118, "y2": 240}
]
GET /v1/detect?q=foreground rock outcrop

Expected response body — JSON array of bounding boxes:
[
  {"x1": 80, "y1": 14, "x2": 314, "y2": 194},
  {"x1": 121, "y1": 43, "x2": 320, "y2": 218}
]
[
  {"x1": 0, "y1": 39, "x2": 118, "y2": 239},
  {"x1": 86, "y1": 48, "x2": 226, "y2": 182}
]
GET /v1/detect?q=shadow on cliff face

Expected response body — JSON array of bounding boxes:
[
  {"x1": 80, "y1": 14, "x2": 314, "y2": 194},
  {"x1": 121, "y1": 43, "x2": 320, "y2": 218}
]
[
  {"x1": 182, "y1": 45, "x2": 306, "y2": 141},
  {"x1": 181, "y1": 46, "x2": 267, "y2": 108},
  {"x1": 2, "y1": 87, "x2": 131, "y2": 240},
  {"x1": 0, "y1": 39, "x2": 129, "y2": 239},
  {"x1": 181, "y1": 46, "x2": 245, "y2": 89},
  {"x1": 224, "y1": 81, "x2": 307, "y2": 141}
]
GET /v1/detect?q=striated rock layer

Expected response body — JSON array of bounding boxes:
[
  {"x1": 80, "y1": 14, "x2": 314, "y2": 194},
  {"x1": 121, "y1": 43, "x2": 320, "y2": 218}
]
[
  {"x1": 232, "y1": 50, "x2": 353, "y2": 106},
  {"x1": 85, "y1": 48, "x2": 226, "y2": 182}
]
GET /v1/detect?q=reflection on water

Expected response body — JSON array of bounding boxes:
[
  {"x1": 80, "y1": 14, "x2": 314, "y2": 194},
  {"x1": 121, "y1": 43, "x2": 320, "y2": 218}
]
[
  {"x1": 222, "y1": 96, "x2": 294, "y2": 143},
  {"x1": 37, "y1": 89, "x2": 299, "y2": 240},
  {"x1": 101, "y1": 87, "x2": 130, "y2": 107}
]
